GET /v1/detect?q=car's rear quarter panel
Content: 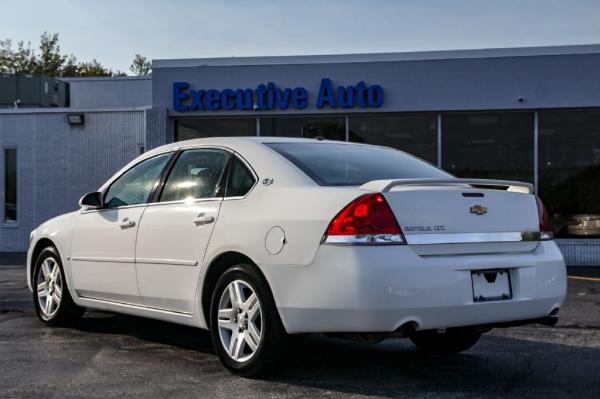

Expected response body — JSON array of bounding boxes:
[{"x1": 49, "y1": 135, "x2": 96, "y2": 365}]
[{"x1": 202, "y1": 184, "x2": 361, "y2": 281}]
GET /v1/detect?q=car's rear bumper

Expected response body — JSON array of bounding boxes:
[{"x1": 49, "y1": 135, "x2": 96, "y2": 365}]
[{"x1": 262, "y1": 241, "x2": 567, "y2": 334}]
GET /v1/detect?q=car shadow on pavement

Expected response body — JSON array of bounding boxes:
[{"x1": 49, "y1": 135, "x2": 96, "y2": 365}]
[
  {"x1": 268, "y1": 334, "x2": 600, "y2": 397},
  {"x1": 74, "y1": 311, "x2": 215, "y2": 353},
  {"x1": 70, "y1": 311, "x2": 600, "y2": 398}
]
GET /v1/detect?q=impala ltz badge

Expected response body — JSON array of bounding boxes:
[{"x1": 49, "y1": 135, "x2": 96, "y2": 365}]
[{"x1": 470, "y1": 205, "x2": 488, "y2": 215}]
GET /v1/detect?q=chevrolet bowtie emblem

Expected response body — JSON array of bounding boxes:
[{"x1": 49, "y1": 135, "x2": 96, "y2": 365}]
[{"x1": 470, "y1": 205, "x2": 487, "y2": 215}]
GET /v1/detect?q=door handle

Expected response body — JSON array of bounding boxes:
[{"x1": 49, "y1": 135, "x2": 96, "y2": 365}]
[
  {"x1": 193, "y1": 214, "x2": 215, "y2": 226},
  {"x1": 118, "y1": 218, "x2": 136, "y2": 229}
]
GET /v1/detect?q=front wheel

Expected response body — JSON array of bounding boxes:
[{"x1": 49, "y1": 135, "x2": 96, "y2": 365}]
[
  {"x1": 210, "y1": 264, "x2": 286, "y2": 377},
  {"x1": 410, "y1": 327, "x2": 481, "y2": 354},
  {"x1": 32, "y1": 247, "x2": 85, "y2": 326}
]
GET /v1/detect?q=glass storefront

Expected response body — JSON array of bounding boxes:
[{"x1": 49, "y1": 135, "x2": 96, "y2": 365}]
[
  {"x1": 442, "y1": 112, "x2": 534, "y2": 183},
  {"x1": 539, "y1": 110, "x2": 600, "y2": 237},
  {"x1": 175, "y1": 118, "x2": 256, "y2": 141},
  {"x1": 349, "y1": 113, "x2": 438, "y2": 164},
  {"x1": 260, "y1": 116, "x2": 345, "y2": 140},
  {"x1": 174, "y1": 109, "x2": 600, "y2": 238}
]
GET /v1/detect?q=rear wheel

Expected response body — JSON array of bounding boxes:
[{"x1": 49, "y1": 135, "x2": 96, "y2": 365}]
[
  {"x1": 210, "y1": 264, "x2": 286, "y2": 377},
  {"x1": 410, "y1": 327, "x2": 481, "y2": 354},
  {"x1": 32, "y1": 247, "x2": 85, "y2": 326}
]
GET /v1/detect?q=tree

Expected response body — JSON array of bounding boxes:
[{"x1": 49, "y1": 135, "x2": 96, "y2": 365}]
[
  {"x1": 0, "y1": 39, "x2": 37, "y2": 74},
  {"x1": 36, "y1": 32, "x2": 67, "y2": 76},
  {"x1": 76, "y1": 59, "x2": 125, "y2": 77},
  {"x1": 60, "y1": 55, "x2": 79, "y2": 77},
  {"x1": 0, "y1": 32, "x2": 128, "y2": 77},
  {"x1": 129, "y1": 54, "x2": 151, "y2": 76}
]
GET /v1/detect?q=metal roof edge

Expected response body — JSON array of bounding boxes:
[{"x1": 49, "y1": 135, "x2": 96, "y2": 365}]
[
  {"x1": 152, "y1": 44, "x2": 600, "y2": 68},
  {"x1": 0, "y1": 106, "x2": 151, "y2": 114}
]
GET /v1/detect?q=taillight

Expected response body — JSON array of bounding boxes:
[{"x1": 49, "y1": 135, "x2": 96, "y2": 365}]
[
  {"x1": 322, "y1": 193, "x2": 405, "y2": 245},
  {"x1": 536, "y1": 196, "x2": 553, "y2": 240}
]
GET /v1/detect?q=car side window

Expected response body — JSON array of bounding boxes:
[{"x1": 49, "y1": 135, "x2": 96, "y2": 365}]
[
  {"x1": 104, "y1": 153, "x2": 172, "y2": 209},
  {"x1": 160, "y1": 149, "x2": 230, "y2": 202},
  {"x1": 226, "y1": 156, "x2": 256, "y2": 197}
]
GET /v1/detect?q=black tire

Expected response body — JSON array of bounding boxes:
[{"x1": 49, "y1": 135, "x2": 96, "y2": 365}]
[
  {"x1": 209, "y1": 263, "x2": 286, "y2": 377},
  {"x1": 410, "y1": 327, "x2": 481, "y2": 354},
  {"x1": 32, "y1": 246, "x2": 85, "y2": 326}
]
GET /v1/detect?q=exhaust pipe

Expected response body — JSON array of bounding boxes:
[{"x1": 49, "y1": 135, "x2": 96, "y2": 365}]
[{"x1": 327, "y1": 321, "x2": 418, "y2": 344}]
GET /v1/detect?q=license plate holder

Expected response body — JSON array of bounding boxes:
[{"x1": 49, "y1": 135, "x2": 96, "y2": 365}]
[{"x1": 471, "y1": 269, "x2": 512, "y2": 302}]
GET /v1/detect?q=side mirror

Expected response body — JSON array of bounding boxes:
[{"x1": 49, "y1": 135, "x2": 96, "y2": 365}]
[{"x1": 79, "y1": 192, "x2": 103, "y2": 210}]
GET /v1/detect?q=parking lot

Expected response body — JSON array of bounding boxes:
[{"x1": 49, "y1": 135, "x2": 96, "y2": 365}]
[{"x1": 1, "y1": 258, "x2": 599, "y2": 398}]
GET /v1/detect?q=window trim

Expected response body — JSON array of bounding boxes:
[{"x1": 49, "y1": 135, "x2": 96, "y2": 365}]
[{"x1": 2, "y1": 147, "x2": 18, "y2": 226}]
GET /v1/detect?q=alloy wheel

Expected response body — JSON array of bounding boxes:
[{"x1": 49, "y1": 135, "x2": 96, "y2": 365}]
[
  {"x1": 36, "y1": 257, "x2": 63, "y2": 318},
  {"x1": 217, "y1": 280, "x2": 262, "y2": 362}
]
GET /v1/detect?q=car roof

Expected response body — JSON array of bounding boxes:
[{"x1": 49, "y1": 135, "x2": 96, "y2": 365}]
[
  {"x1": 142, "y1": 136, "x2": 371, "y2": 158},
  {"x1": 165, "y1": 136, "x2": 356, "y2": 148}
]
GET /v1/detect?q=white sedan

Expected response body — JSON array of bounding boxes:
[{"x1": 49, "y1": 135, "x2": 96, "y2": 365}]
[{"x1": 27, "y1": 137, "x2": 566, "y2": 376}]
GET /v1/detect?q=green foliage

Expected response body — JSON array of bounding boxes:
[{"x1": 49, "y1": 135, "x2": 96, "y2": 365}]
[
  {"x1": 129, "y1": 54, "x2": 152, "y2": 76},
  {"x1": 37, "y1": 32, "x2": 67, "y2": 76},
  {"x1": 0, "y1": 32, "x2": 135, "y2": 77},
  {"x1": 0, "y1": 39, "x2": 37, "y2": 74}
]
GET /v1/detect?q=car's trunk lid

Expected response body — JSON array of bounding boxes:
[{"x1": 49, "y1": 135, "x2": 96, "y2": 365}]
[{"x1": 361, "y1": 178, "x2": 540, "y2": 254}]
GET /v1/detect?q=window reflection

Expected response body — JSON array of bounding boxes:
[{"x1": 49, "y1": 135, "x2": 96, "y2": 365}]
[
  {"x1": 260, "y1": 116, "x2": 345, "y2": 140},
  {"x1": 539, "y1": 110, "x2": 600, "y2": 237},
  {"x1": 160, "y1": 149, "x2": 230, "y2": 202},
  {"x1": 176, "y1": 118, "x2": 256, "y2": 140},
  {"x1": 349, "y1": 113, "x2": 438, "y2": 164},
  {"x1": 442, "y1": 113, "x2": 534, "y2": 183},
  {"x1": 104, "y1": 153, "x2": 172, "y2": 208}
]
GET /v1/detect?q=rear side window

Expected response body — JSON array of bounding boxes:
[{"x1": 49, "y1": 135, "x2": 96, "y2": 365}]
[
  {"x1": 266, "y1": 142, "x2": 451, "y2": 186},
  {"x1": 160, "y1": 149, "x2": 230, "y2": 202},
  {"x1": 226, "y1": 156, "x2": 256, "y2": 197}
]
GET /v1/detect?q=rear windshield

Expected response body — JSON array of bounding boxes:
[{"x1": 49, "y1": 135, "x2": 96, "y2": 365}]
[{"x1": 266, "y1": 142, "x2": 452, "y2": 186}]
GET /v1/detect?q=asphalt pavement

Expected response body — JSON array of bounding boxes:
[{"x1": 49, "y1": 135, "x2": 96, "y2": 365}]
[{"x1": 1, "y1": 260, "x2": 599, "y2": 398}]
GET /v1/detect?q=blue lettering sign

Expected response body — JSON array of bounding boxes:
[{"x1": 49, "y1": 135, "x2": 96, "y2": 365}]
[
  {"x1": 292, "y1": 87, "x2": 308, "y2": 109},
  {"x1": 173, "y1": 82, "x2": 190, "y2": 112},
  {"x1": 316, "y1": 78, "x2": 336, "y2": 108},
  {"x1": 172, "y1": 79, "x2": 383, "y2": 111}
]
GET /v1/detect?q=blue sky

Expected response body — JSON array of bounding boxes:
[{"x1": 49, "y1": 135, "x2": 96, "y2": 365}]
[{"x1": 1, "y1": 0, "x2": 599, "y2": 73}]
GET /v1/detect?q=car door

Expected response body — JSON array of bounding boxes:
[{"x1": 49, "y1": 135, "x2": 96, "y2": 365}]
[
  {"x1": 135, "y1": 148, "x2": 232, "y2": 313},
  {"x1": 70, "y1": 152, "x2": 173, "y2": 305}
]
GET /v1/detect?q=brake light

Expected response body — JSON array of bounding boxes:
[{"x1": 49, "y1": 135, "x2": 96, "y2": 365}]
[
  {"x1": 536, "y1": 196, "x2": 553, "y2": 240},
  {"x1": 322, "y1": 193, "x2": 405, "y2": 245}
]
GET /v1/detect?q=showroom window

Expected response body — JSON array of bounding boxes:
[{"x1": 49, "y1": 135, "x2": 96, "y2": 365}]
[
  {"x1": 442, "y1": 112, "x2": 534, "y2": 182},
  {"x1": 260, "y1": 116, "x2": 345, "y2": 141},
  {"x1": 175, "y1": 118, "x2": 256, "y2": 141},
  {"x1": 538, "y1": 109, "x2": 600, "y2": 238},
  {"x1": 3, "y1": 148, "x2": 17, "y2": 223},
  {"x1": 349, "y1": 113, "x2": 438, "y2": 164}
]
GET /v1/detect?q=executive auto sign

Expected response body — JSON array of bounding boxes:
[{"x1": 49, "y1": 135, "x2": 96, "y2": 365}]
[{"x1": 173, "y1": 78, "x2": 383, "y2": 112}]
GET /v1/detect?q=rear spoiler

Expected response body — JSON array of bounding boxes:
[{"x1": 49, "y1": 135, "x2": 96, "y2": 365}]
[{"x1": 359, "y1": 178, "x2": 533, "y2": 194}]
